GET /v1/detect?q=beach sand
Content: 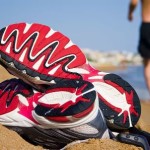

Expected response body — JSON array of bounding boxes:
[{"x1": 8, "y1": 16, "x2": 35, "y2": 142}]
[{"x1": 0, "y1": 65, "x2": 149, "y2": 150}]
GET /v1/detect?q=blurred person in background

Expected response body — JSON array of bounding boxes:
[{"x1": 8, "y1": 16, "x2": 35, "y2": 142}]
[{"x1": 128, "y1": 0, "x2": 150, "y2": 97}]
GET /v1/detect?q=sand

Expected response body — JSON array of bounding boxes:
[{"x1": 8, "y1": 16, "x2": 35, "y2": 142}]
[
  {"x1": 0, "y1": 65, "x2": 149, "y2": 150},
  {"x1": 65, "y1": 139, "x2": 142, "y2": 150},
  {"x1": 0, "y1": 124, "x2": 43, "y2": 150}
]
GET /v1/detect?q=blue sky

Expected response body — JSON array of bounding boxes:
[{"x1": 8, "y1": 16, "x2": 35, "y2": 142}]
[{"x1": 0, "y1": 0, "x2": 141, "y2": 52}]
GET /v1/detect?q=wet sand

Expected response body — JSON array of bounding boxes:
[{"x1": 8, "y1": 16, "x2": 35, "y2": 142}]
[{"x1": 0, "y1": 65, "x2": 149, "y2": 150}]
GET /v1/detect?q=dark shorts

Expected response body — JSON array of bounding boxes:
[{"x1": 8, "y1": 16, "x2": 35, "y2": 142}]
[{"x1": 138, "y1": 22, "x2": 150, "y2": 58}]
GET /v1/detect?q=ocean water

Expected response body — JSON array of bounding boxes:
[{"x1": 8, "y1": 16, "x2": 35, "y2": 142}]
[{"x1": 111, "y1": 65, "x2": 150, "y2": 101}]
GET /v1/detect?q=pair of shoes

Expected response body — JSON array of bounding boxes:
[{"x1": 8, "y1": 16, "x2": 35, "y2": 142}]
[
  {"x1": 0, "y1": 78, "x2": 110, "y2": 149},
  {"x1": 0, "y1": 22, "x2": 141, "y2": 130},
  {"x1": 0, "y1": 22, "x2": 141, "y2": 149}
]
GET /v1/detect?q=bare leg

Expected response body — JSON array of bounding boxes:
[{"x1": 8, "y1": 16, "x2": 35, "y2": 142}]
[{"x1": 143, "y1": 59, "x2": 150, "y2": 94}]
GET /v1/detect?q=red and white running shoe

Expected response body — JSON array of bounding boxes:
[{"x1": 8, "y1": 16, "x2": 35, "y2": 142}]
[
  {"x1": 0, "y1": 22, "x2": 141, "y2": 130},
  {"x1": 78, "y1": 64, "x2": 141, "y2": 130},
  {"x1": 0, "y1": 78, "x2": 109, "y2": 149}
]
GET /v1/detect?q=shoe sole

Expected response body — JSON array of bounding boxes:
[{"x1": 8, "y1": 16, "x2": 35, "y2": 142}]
[
  {"x1": 0, "y1": 22, "x2": 86, "y2": 85},
  {"x1": 98, "y1": 73, "x2": 141, "y2": 130}
]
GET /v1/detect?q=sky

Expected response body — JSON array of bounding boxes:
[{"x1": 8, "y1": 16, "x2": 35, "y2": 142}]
[{"x1": 0, "y1": 0, "x2": 141, "y2": 53}]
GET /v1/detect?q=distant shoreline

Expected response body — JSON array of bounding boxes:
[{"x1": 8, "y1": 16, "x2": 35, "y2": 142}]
[
  {"x1": 90, "y1": 61, "x2": 143, "y2": 72},
  {"x1": 92, "y1": 63, "x2": 132, "y2": 72}
]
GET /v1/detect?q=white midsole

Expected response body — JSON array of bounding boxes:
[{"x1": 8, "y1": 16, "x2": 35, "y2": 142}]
[
  {"x1": 0, "y1": 94, "x2": 100, "y2": 129},
  {"x1": 0, "y1": 108, "x2": 36, "y2": 127}
]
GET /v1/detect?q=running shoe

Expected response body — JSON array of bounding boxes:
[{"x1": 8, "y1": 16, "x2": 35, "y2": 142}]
[
  {"x1": 0, "y1": 78, "x2": 109, "y2": 149},
  {"x1": 0, "y1": 22, "x2": 141, "y2": 130},
  {"x1": 79, "y1": 64, "x2": 141, "y2": 130}
]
